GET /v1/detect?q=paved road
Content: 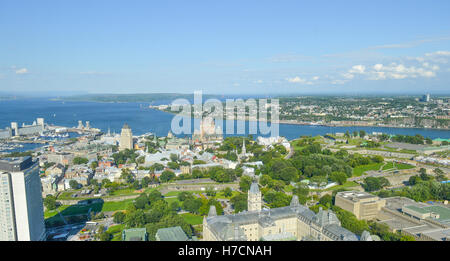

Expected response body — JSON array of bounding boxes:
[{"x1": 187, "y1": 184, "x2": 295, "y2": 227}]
[
  {"x1": 175, "y1": 178, "x2": 215, "y2": 184},
  {"x1": 285, "y1": 148, "x2": 294, "y2": 159}
]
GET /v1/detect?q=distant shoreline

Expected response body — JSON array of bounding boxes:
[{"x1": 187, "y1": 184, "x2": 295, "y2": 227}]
[
  {"x1": 42, "y1": 98, "x2": 450, "y2": 132},
  {"x1": 155, "y1": 109, "x2": 450, "y2": 131}
]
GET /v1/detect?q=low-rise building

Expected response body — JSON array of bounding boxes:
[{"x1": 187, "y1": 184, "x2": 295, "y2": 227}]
[
  {"x1": 122, "y1": 228, "x2": 148, "y2": 241},
  {"x1": 335, "y1": 191, "x2": 386, "y2": 220},
  {"x1": 155, "y1": 226, "x2": 190, "y2": 241}
]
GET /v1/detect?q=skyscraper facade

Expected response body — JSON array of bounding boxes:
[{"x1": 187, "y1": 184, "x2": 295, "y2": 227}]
[
  {"x1": 119, "y1": 123, "x2": 134, "y2": 151},
  {"x1": 0, "y1": 156, "x2": 46, "y2": 241}
]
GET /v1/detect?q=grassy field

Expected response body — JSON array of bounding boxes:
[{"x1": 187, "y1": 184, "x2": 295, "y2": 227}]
[
  {"x1": 164, "y1": 197, "x2": 180, "y2": 205},
  {"x1": 352, "y1": 163, "x2": 384, "y2": 176},
  {"x1": 108, "y1": 188, "x2": 140, "y2": 196},
  {"x1": 383, "y1": 162, "x2": 415, "y2": 171},
  {"x1": 382, "y1": 162, "x2": 395, "y2": 171},
  {"x1": 164, "y1": 191, "x2": 183, "y2": 197},
  {"x1": 396, "y1": 163, "x2": 415, "y2": 170},
  {"x1": 107, "y1": 224, "x2": 124, "y2": 241},
  {"x1": 101, "y1": 199, "x2": 134, "y2": 212},
  {"x1": 215, "y1": 191, "x2": 240, "y2": 199},
  {"x1": 45, "y1": 199, "x2": 133, "y2": 219},
  {"x1": 290, "y1": 136, "x2": 328, "y2": 152},
  {"x1": 181, "y1": 213, "x2": 203, "y2": 225}
]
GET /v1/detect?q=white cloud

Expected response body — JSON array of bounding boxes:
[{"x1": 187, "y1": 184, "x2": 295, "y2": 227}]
[
  {"x1": 349, "y1": 65, "x2": 366, "y2": 74},
  {"x1": 420, "y1": 51, "x2": 450, "y2": 64},
  {"x1": 254, "y1": 80, "x2": 263, "y2": 84},
  {"x1": 425, "y1": 51, "x2": 450, "y2": 57},
  {"x1": 286, "y1": 76, "x2": 306, "y2": 83},
  {"x1": 364, "y1": 62, "x2": 438, "y2": 80},
  {"x1": 342, "y1": 73, "x2": 354, "y2": 79},
  {"x1": 373, "y1": 64, "x2": 383, "y2": 71},
  {"x1": 15, "y1": 68, "x2": 28, "y2": 74},
  {"x1": 286, "y1": 76, "x2": 314, "y2": 85}
]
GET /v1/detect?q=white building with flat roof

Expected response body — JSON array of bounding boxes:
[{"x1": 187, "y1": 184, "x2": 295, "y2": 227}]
[{"x1": 0, "y1": 156, "x2": 46, "y2": 241}]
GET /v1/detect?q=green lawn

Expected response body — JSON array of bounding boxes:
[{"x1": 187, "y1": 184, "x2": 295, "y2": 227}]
[
  {"x1": 181, "y1": 213, "x2": 203, "y2": 225},
  {"x1": 352, "y1": 163, "x2": 384, "y2": 176},
  {"x1": 382, "y1": 162, "x2": 415, "y2": 171},
  {"x1": 107, "y1": 224, "x2": 124, "y2": 241},
  {"x1": 215, "y1": 191, "x2": 240, "y2": 199},
  {"x1": 164, "y1": 197, "x2": 180, "y2": 205},
  {"x1": 164, "y1": 191, "x2": 183, "y2": 197},
  {"x1": 396, "y1": 163, "x2": 415, "y2": 170},
  {"x1": 108, "y1": 188, "x2": 140, "y2": 197},
  {"x1": 107, "y1": 224, "x2": 124, "y2": 234},
  {"x1": 45, "y1": 199, "x2": 133, "y2": 220},
  {"x1": 44, "y1": 205, "x2": 70, "y2": 218},
  {"x1": 382, "y1": 162, "x2": 395, "y2": 171},
  {"x1": 101, "y1": 199, "x2": 134, "y2": 212},
  {"x1": 291, "y1": 137, "x2": 325, "y2": 151}
]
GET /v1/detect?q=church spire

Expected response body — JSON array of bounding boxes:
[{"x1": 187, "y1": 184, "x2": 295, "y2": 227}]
[
  {"x1": 248, "y1": 182, "x2": 262, "y2": 212},
  {"x1": 208, "y1": 205, "x2": 217, "y2": 217}
]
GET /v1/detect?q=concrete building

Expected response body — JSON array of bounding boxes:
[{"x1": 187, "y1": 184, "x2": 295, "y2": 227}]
[
  {"x1": 0, "y1": 128, "x2": 12, "y2": 139},
  {"x1": 10, "y1": 118, "x2": 45, "y2": 136},
  {"x1": 47, "y1": 152, "x2": 75, "y2": 166},
  {"x1": 335, "y1": 191, "x2": 386, "y2": 220},
  {"x1": 203, "y1": 191, "x2": 371, "y2": 241},
  {"x1": 402, "y1": 205, "x2": 450, "y2": 225},
  {"x1": 0, "y1": 156, "x2": 46, "y2": 241},
  {"x1": 377, "y1": 197, "x2": 450, "y2": 241},
  {"x1": 119, "y1": 123, "x2": 134, "y2": 151},
  {"x1": 420, "y1": 94, "x2": 431, "y2": 102}
]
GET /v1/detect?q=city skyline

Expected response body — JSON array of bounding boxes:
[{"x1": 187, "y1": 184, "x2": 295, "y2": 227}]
[{"x1": 1, "y1": 0, "x2": 450, "y2": 95}]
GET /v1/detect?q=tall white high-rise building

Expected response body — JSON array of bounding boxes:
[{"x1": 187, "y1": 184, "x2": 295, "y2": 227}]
[
  {"x1": 119, "y1": 123, "x2": 134, "y2": 151},
  {"x1": 0, "y1": 156, "x2": 45, "y2": 241}
]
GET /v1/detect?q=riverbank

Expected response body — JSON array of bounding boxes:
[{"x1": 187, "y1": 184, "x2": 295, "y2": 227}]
[{"x1": 158, "y1": 108, "x2": 450, "y2": 131}]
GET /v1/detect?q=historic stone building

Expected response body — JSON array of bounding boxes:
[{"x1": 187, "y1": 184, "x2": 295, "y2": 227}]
[
  {"x1": 203, "y1": 182, "x2": 372, "y2": 241},
  {"x1": 248, "y1": 182, "x2": 262, "y2": 212},
  {"x1": 192, "y1": 117, "x2": 223, "y2": 150},
  {"x1": 119, "y1": 123, "x2": 134, "y2": 151}
]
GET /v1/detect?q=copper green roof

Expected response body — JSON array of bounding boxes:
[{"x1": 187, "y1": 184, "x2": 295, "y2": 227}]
[
  {"x1": 122, "y1": 228, "x2": 147, "y2": 241},
  {"x1": 155, "y1": 226, "x2": 189, "y2": 241}
]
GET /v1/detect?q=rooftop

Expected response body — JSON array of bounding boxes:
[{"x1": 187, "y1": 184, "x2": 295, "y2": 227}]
[
  {"x1": 0, "y1": 156, "x2": 34, "y2": 172},
  {"x1": 156, "y1": 226, "x2": 189, "y2": 241},
  {"x1": 249, "y1": 182, "x2": 260, "y2": 194},
  {"x1": 336, "y1": 191, "x2": 379, "y2": 201},
  {"x1": 122, "y1": 228, "x2": 147, "y2": 241}
]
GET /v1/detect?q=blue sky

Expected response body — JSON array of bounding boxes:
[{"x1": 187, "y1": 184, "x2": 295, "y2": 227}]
[{"x1": 1, "y1": 0, "x2": 450, "y2": 95}]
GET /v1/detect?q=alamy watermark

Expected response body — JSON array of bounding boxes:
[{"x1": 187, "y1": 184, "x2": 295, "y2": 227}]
[{"x1": 170, "y1": 91, "x2": 279, "y2": 137}]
